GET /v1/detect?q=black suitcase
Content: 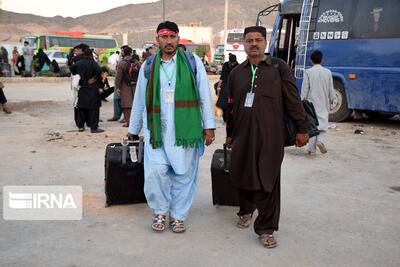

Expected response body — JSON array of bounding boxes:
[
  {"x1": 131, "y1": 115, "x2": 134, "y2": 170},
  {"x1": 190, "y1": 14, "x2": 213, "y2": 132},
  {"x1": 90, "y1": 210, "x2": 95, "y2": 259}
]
[
  {"x1": 104, "y1": 138, "x2": 147, "y2": 206},
  {"x1": 211, "y1": 144, "x2": 240, "y2": 206}
]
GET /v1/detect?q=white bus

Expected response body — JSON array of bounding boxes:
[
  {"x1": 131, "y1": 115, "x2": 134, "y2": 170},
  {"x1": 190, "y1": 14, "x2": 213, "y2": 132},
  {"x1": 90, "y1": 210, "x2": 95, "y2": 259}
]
[
  {"x1": 224, "y1": 29, "x2": 247, "y2": 63},
  {"x1": 224, "y1": 28, "x2": 272, "y2": 63}
]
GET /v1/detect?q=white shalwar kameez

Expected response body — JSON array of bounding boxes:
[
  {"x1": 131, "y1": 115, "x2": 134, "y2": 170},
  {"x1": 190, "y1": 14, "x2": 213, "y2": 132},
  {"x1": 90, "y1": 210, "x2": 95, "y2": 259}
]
[
  {"x1": 128, "y1": 53, "x2": 215, "y2": 220},
  {"x1": 301, "y1": 64, "x2": 334, "y2": 153}
]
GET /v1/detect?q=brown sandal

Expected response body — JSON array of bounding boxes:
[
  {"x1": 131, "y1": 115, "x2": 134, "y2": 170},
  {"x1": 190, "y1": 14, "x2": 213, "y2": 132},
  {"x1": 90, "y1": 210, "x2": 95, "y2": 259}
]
[
  {"x1": 170, "y1": 219, "x2": 186, "y2": 233},
  {"x1": 236, "y1": 214, "x2": 252, "y2": 229},
  {"x1": 259, "y1": 234, "x2": 278, "y2": 248}
]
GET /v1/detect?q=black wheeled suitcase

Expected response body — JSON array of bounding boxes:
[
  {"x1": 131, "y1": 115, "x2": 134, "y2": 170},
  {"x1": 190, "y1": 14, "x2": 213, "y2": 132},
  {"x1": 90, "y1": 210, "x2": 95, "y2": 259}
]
[
  {"x1": 104, "y1": 138, "x2": 147, "y2": 206},
  {"x1": 211, "y1": 144, "x2": 240, "y2": 206}
]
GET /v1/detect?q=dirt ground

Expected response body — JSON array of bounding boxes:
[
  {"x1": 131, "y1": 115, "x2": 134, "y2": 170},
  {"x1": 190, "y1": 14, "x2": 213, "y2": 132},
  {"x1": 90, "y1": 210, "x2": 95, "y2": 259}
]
[{"x1": 0, "y1": 80, "x2": 399, "y2": 267}]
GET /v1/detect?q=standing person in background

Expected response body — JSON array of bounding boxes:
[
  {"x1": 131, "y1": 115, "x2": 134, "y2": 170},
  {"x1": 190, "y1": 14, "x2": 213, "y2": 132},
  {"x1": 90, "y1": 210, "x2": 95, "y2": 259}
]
[
  {"x1": 69, "y1": 43, "x2": 89, "y2": 130},
  {"x1": 301, "y1": 50, "x2": 334, "y2": 155},
  {"x1": 108, "y1": 51, "x2": 119, "y2": 71},
  {"x1": 132, "y1": 49, "x2": 140, "y2": 61},
  {"x1": 11, "y1": 47, "x2": 20, "y2": 75},
  {"x1": 22, "y1": 41, "x2": 34, "y2": 76},
  {"x1": 141, "y1": 48, "x2": 150, "y2": 62},
  {"x1": 70, "y1": 47, "x2": 103, "y2": 133},
  {"x1": 216, "y1": 53, "x2": 239, "y2": 122},
  {"x1": 0, "y1": 47, "x2": 9, "y2": 64},
  {"x1": 107, "y1": 46, "x2": 126, "y2": 122},
  {"x1": 115, "y1": 46, "x2": 139, "y2": 127}
]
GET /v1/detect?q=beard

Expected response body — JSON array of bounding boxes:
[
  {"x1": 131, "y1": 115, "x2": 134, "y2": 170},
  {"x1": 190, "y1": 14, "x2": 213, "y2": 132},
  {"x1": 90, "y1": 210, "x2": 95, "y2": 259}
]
[{"x1": 162, "y1": 45, "x2": 176, "y2": 54}]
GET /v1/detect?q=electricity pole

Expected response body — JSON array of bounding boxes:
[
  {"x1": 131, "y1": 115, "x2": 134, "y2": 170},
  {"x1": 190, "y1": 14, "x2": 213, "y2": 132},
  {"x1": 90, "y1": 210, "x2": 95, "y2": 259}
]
[
  {"x1": 224, "y1": 0, "x2": 228, "y2": 44},
  {"x1": 162, "y1": 0, "x2": 165, "y2": 21}
]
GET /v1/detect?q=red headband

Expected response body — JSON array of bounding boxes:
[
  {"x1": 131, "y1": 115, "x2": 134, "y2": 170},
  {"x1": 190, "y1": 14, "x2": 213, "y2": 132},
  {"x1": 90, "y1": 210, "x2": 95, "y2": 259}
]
[{"x1": 157, "y1": 28, "x2": 178, "y2": 36}]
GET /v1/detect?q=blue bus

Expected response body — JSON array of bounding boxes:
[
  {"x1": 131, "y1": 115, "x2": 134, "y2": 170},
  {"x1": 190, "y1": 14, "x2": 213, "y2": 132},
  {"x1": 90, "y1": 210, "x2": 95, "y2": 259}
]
[{"x1": 257, "y1": 0, "x2": 400, "y2": 121}]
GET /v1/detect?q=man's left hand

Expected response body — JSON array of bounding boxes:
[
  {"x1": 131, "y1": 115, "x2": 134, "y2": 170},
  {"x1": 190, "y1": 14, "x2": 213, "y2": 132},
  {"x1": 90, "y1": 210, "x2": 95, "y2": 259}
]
[
  {"x1": 295, "y1": 133, "x2": 309, "y2": 147},
  {"x1": 203, "y1": 129, "x2": 215, "y2": 146}
]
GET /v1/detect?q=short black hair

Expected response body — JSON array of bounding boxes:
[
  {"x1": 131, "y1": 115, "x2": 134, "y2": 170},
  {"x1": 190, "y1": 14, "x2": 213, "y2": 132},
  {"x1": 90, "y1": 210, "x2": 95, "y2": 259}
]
[
  {"x1": 244, "y1": 26, "x2": 267, "y2": 39},
  {"x1": 123, "y1": 46, "x2": 132, "y2": 56},
  {"x1": 73, "y1": 43, "x2": 89, "y2": 51},
  {"x1": 311, "y1": 50, "x2": 323, "y2": 64},
  {"x1": 100, "y1": 66, "x2": 109, "y2": 73},
  {"x1": 229, "y1": 53, "x2": 237, "y2": 62},
  {"x1": 156, "y1": 21, "x2": 179, "y2": 33}
]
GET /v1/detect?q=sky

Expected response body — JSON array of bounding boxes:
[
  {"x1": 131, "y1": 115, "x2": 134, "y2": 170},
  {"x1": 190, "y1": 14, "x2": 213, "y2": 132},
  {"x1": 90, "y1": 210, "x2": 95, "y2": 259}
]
[{"x1": 1, "y1": 0, "x2": 157, "y2": 18}]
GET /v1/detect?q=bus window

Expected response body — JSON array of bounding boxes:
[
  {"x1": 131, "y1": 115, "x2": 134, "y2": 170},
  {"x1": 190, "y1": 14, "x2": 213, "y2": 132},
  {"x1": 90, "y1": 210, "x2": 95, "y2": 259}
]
[
  {"x1": 58, "y1": 37, "x2": 71, "y2": 47},
  {"x1": 227, "y1": 33, "x2": 244, "y2": 43},
  {"x1": 49, "y1": 37, "x2": 59, "y2": 47},
  {"x1": 71, "y1": 39, "x2": 82, "y2": 47},
  {"x1": 352, "y1": 0, "x2": 400, "y2": 39},
  {"x1": 84, "y1": 39, "x2": 96, "y2": 48},
  {"x1": 95, "y1": 39, "x2": 117, "y2": 48}
]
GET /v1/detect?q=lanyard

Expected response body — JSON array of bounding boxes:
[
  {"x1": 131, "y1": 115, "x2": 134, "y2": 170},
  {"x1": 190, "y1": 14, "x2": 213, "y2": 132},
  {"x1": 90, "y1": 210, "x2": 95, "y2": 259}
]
[
  {"x1": 251, "y1": 64, "x2": 258, "y2": 92},
  {"x1": 161, "y1": 62, "x2": 176, "y2": 87}
]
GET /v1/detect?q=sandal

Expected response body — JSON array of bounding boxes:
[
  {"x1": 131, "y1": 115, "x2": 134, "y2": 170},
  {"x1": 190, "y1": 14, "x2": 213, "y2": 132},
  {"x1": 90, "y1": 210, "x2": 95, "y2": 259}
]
[
  {"x1": 259, "y1": 234, "x2": 278, "y2": 248},
  {"x1": 237, "y1": 214, "x2": 252, "y2": 229},
  {"x1": 151, "y1": 214, "x2": 166, "y2": 232},
  {"x1": 170, "y1": 219, "x2": 186, "y2": 233}
]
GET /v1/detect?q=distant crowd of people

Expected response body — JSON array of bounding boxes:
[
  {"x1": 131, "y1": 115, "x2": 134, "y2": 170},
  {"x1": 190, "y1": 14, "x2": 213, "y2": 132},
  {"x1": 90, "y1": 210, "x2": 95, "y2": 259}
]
[{"x1": 0, "y1": 41, "x2": 61, "y2": 77}]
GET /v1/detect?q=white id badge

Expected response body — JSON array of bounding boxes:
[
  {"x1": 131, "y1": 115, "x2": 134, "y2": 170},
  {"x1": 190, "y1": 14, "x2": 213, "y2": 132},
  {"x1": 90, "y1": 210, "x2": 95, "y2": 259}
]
[
  {"x1": 244, "y1": 92, "x2": 255, "y2": 107},
  {"x1": 165, "y1": 90, "x2": 174, "y2": 103}
]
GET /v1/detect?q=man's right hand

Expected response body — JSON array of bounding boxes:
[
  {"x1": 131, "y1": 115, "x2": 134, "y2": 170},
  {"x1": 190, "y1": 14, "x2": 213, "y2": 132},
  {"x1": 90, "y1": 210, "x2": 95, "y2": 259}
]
[
  {"x1": 116, "y1": 88, "x2": 121, "y2": 96},
  {"x1": 127, "y1": 133, "x2": 139, "y2": 141},
  {"x1": 226, "y1": 137, "x2": 233, "y2": 148}
]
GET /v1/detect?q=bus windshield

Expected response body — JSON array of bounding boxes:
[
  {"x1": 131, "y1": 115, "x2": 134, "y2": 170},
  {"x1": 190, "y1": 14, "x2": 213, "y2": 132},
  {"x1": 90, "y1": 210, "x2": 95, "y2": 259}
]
[{"x1": 227, "y1": 33, "x2": 244, "y2": 43}]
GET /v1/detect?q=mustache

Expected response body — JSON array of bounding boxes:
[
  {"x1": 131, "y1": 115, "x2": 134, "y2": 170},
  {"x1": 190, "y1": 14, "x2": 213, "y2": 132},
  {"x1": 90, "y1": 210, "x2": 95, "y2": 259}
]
[{"x1": 250, "y1": 45, "x2": 259, "y2": 49}]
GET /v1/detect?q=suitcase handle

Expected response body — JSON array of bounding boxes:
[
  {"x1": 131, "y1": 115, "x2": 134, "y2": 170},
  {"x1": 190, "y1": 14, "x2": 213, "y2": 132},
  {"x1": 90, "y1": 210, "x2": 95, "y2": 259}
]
[
  {"x1": 223, "y1": 144, "x2": 229, "y2": 173},
  {"x1": 138, "y1": 136, "x2": 144, "y2": 163},
  {"x1": 121, "y1": 137, "x2": 129, "y2": 165},
  {"x1": 121, "y1": 136, "x2": 144, "y2": 164}
]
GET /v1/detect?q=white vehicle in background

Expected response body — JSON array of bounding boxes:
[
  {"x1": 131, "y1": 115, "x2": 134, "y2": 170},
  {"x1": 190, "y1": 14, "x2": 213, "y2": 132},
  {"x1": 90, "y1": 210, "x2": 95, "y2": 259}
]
[
  {"x1": 45, "y1": 51, "x2": 68, "y2": 66},
  {"x1": 223, "y1": 28, "x2": 272, "y2": 63},
  {"x1": 224, "y1": 29, "x2": 247, "y2": 63}
]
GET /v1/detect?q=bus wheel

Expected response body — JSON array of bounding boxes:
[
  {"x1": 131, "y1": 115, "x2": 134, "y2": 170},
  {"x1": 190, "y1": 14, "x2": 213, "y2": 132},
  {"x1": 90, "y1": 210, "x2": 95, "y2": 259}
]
[
  {"x1": 364, "y1": 111, "x2": 394, "y2": 120},
  {"x1": 329, "y1": 79, "x2": 351, "y2": 122}
]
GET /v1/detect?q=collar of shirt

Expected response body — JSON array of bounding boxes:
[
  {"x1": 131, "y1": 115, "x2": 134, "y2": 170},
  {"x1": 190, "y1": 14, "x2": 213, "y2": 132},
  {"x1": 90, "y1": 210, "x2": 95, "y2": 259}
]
[
  {"x1": 161, "y1": 52, "x2": 177, "y2": 64},
  {"x1": 244, "y1": 55, "x2": 272, "y2": 67}
]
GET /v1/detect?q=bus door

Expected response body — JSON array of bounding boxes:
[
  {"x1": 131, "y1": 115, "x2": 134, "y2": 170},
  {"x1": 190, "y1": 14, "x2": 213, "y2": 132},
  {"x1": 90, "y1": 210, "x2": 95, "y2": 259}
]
[{"x1": 272, "y1": 15, "x2": 300, "y2": 68}]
